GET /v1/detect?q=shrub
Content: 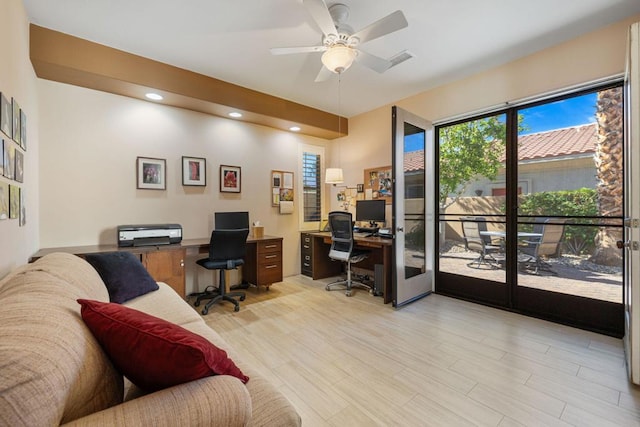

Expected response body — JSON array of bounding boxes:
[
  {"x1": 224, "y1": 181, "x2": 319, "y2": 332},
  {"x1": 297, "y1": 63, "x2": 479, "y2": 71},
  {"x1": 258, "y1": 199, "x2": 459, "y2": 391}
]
[{"x1": 518, "y1": 188, "x2": 597, "y2": 255}]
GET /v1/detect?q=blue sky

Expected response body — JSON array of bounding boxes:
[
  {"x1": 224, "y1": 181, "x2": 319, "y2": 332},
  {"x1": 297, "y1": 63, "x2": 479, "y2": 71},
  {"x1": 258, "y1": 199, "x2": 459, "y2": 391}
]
[
  {"x1": 405, "y1": 92, "x2": 598, "y2": 151},
  {"x1": 519, "y1": 92, "x2": 597, "y2": 135}
]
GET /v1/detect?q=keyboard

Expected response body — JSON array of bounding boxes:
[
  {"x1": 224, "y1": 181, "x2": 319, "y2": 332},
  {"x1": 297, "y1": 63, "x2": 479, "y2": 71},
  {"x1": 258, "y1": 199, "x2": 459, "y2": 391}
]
[
  {"x1": 353, "y1": 232, "x2": 373, "y2": 238},
  {"x1": 355, "y1": 227, "x2": 378, "y2": 234}
]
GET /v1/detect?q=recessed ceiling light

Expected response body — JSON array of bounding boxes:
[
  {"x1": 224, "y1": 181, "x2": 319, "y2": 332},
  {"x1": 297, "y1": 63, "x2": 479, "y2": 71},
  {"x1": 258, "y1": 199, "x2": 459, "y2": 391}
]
[
  {"x1": 289, "y1": 126, "x2": 301, "y2": 132},
  {"x1": 145, "y1": 93, "x2": 163, "y2": 101},
  {"x1": 228, "y1": 112, "x2": 243, "y2": 118}
]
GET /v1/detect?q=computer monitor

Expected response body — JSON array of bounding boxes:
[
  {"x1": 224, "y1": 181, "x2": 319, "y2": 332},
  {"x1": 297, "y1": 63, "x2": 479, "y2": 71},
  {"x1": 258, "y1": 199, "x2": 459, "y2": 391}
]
[
  {"x1": 355, "y1": 200, "x2": 386, "y2": 228},
  {"x1": 214, "y1": 211, "x2": 249, "y2": 230}
]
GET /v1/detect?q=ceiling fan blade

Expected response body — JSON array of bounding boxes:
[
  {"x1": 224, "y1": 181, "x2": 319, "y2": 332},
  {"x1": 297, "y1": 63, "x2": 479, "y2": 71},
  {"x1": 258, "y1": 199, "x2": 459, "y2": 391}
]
[
  {"x1": 355, "y1": 50, "x2": 392, "y2": 73},
  {"x1": 351, "y1": 10, "x2": 408, "y2": 45},
  {"x1": 270, "y1": 45, "x2": 326, "y2": 55},
  {"x1": 314, "y1": 65, "x2": 333, "y2": 82},
  {"x1": 303, "y1": 0, "x2": 338, "y2": 37}
]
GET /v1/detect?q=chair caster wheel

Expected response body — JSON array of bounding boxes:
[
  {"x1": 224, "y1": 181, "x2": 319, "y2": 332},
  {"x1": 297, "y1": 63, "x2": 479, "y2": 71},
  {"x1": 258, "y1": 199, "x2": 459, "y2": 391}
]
[
  {"x1": 194, "y1": 301, "x2": 200, "y2": 307},
  {"x1": 240, "y1": 296, "x2": 246, "y2": 301},
  {"x1": 325, "y1": 285, "x2": 330, "y2": 291},
  {"x1": 201, "y1": 308, "x2": 208, "y2": 315},
  {"x1": 234, "y1": 306, "x2": 240, "y2": 312},
  {"x1": 345, "y1": 291, "x2": 352, "y2": 297}
]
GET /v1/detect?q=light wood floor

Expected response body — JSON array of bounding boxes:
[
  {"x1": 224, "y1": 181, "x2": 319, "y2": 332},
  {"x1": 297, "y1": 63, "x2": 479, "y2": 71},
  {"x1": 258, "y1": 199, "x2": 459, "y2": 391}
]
[{"x1": 199, "y1": 276, "x2": 640, "y2": 426}]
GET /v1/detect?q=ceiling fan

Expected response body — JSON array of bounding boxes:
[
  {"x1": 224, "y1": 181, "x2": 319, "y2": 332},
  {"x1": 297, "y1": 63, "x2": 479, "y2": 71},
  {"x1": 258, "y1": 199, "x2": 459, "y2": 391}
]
[{"x1": 270, "y1": 0, "x2": 413, "y2": 82}]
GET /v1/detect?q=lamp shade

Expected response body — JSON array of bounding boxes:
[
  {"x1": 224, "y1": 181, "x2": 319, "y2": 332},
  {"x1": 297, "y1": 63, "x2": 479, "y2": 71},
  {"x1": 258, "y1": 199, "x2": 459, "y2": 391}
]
[
  {"x1": 321, "y1": 46, "x2": 357, "y2": 74},
  {"x1": 325, "y1": 168, "x2": 344, "y2": 184}
]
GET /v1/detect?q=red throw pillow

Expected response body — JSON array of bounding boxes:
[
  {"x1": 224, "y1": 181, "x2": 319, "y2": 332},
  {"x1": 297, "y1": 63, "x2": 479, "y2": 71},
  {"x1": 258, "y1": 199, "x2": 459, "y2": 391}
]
[{"x1": 77, "y1": 299, "x2": 249, "y2": 392}]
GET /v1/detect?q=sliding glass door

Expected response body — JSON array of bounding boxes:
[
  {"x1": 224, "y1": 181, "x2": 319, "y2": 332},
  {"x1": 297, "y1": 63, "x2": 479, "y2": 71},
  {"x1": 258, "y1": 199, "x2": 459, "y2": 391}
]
[
  {"x1": 437, "y1": 113, "x2": 508, "y2": 306},
  {"x1": 514, "y1": 88, "x2": 624, "y2": 334},
  {"x1": 436, "y1": 84, "x2": 625, "y2": 336}
]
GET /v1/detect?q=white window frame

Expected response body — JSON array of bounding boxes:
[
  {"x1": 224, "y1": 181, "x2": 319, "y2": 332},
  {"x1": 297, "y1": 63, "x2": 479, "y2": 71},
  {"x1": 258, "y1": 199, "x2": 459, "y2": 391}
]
[{"x1": 298, "y1": 143, "x2": 325, "y2": 230}]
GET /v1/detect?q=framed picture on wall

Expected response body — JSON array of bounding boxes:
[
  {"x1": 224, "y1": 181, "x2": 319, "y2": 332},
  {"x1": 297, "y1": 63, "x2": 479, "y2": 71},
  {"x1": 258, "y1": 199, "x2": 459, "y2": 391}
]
[
  {"x1": 19, "y1": 188, "x2": 25, "y2": 226},
  {"x1": 182, "y1": 156, "x2": 206, "y2": 186},
  {"x1": 14, "y1": 149, "x2": 23, "y2": 183},
  {"x1": 11, "y1": 98, "x2": 20, "y2": 144},
  {"x1": 0, "y1": 180, "x2": 8, "y2": 220},
  {"x1": 220, "y1": 165, "x2": 241, "y2": 193},
  {"x1": 19, "y1": 109, "x2": 26, "y2": 150},
  {"x1": 4, "y1": 141, "x2": 14, "y2": 180},
  {"x1": 0, "y1": 139, "x2": 4, "y2": 177},
  {"x1": 136, "y1": 156, "x2": 166, "y2": 190},
  {"x1": 9, "y1": 184, "x2": 18, "y2": 219},
  {"x1": 0, "y1": 93, "x2": 11, "y2": 137}
]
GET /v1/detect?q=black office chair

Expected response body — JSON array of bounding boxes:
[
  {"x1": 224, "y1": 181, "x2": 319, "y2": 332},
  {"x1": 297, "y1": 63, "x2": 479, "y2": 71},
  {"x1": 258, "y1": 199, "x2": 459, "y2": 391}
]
[
  {"x1": 325, "y1": 211, "x2": 372, "y2": 297},
  {"x1": 193, "y1": 228, "x2": 249, "y2": 314}
]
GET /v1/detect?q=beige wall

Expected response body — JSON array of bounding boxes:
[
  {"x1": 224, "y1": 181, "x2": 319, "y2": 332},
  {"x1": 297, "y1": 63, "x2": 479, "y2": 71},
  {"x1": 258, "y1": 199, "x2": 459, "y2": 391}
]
[
  {"x1": 326, "y1": 106, "x2": 395, "y2": 220},
  {"x1": 0, "y1": 0, "x2": 39, "y2": 278},
  {"x1": 328, "y1": 14, "x2": 640, "y2": 212},
  {"x1": 37, "y1": 80, "x2": 328, "y2": 285}
]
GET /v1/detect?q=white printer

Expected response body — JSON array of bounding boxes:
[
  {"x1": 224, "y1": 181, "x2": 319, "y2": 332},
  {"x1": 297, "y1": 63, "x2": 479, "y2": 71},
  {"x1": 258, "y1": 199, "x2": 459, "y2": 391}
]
[{"x1": 117, "y1": 224, "x2": 182, "y2": 247}]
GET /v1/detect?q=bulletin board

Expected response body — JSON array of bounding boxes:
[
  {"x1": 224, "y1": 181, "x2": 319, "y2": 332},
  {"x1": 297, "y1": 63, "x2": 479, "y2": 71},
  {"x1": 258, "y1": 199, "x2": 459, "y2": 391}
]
[
  {"x1": 271, "y1": 170, "x2": 294, "y2": 206},
  {"x1": 364, "y1": 166, "x2": 392, "y2": 204}
]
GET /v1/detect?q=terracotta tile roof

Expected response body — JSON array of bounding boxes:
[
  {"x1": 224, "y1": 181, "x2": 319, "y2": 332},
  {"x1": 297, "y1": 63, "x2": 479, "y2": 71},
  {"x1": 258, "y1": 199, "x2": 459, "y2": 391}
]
[
  {"x1": 403, "y1": 123, "x2": 597, "y2": 171},
  {"x1": 518, "y1": 123, "x2": 596, "y2": 161},
  {"x1": 404, "y1": 150, "x2": 424, "y2": 172}
]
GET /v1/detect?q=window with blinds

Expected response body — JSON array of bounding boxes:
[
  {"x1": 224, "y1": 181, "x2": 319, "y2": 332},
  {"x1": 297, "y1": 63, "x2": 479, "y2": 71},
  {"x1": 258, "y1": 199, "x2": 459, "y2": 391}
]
[{"x1": 302, "y1": 152, "x2": 322, "y2": 222}]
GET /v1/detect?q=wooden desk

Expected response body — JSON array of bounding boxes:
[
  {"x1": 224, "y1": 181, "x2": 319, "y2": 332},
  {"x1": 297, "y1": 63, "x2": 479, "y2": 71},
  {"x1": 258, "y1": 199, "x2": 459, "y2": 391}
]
[
  {"x1": 30, "y1": 235, "x2": 283, "y2": 298},
  {"x1": 301, "y1": 231, "x2": 393, "y2": 304}
]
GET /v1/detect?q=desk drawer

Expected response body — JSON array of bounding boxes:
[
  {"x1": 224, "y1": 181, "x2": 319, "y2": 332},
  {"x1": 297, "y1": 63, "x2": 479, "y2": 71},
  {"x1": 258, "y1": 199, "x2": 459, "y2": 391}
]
[
  {"x1": 259, "y1": 262, "x2": 282, "y2": 283},
  {"x1": 301, "y1": 242, "x2": 312, "y2": 255},
  {"x1": 258, "y1": 251, "x2": 282, "y2": 265},
  {"x1": 301, "y1": 252, "x2": 313, "y2": 277},
  {"x1": 256, "y1": 239, "x2": 282, "y2": 286},
  {"x1": 258, "y1": 240, "x2": 281, "y2": 254},
  {"x1": 301, "y1": 233, "x2": 313, "y2": 276}
]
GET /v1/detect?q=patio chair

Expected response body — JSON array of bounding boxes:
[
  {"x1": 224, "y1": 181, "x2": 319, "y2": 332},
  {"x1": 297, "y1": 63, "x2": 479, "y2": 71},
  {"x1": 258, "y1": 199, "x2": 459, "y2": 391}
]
[
  {"x1": 519, "y1": 218, "x2": 566, "y2": 275},
  {"x1": 460, "y1": 217, "x2": 503, "y2": 269}
]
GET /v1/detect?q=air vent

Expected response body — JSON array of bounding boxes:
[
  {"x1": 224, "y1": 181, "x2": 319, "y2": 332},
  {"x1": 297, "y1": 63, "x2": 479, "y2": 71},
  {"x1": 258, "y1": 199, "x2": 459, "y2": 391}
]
[{"x1": 389, "y1": 50, "x2": 414, "y2": 67}]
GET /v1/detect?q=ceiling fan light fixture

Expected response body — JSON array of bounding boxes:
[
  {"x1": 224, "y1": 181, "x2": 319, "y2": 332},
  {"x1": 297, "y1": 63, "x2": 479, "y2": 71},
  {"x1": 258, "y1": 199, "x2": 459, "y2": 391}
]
[{"x1": 321, "y1": 45, "x2": 356, "y2": 74}]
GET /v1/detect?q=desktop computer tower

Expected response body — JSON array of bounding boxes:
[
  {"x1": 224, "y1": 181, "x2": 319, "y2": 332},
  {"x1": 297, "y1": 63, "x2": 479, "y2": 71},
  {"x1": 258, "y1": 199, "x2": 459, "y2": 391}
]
[{"x1": 373, "y1": 264, "x2": 384, "y2": 296}]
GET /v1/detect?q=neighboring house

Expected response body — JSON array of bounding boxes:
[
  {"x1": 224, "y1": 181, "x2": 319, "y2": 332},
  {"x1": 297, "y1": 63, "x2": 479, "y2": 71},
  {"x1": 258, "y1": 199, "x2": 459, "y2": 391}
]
[
  {"x1": 404, "y1": 150, "x2": 425, "y2": 198},
  {"x1": 403, "y1": 122, "x2": 598, "y2": 199},
  {"x1": 468, "y1": 123, "x2": 598, "y2": 196}
]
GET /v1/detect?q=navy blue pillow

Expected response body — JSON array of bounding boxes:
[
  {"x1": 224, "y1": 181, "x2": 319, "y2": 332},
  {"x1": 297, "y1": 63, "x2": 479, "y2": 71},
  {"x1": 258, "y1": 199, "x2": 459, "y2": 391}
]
[{"x1": 85, "y1": 252, "x2": 159, "y2": 303}]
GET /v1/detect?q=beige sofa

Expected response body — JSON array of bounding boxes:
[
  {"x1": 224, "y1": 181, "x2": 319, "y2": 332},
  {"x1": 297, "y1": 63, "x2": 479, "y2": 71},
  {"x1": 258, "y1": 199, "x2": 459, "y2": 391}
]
[{"x1": 0, "y1": 252, "x2": 301, "y2": 426}]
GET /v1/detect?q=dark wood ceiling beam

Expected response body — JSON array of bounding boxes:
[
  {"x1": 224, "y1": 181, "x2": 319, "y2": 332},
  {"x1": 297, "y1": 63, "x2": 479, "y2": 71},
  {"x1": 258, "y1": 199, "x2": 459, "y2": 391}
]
[{"x1": 29, "y1": 24, "x2": 347, "y2": 139}]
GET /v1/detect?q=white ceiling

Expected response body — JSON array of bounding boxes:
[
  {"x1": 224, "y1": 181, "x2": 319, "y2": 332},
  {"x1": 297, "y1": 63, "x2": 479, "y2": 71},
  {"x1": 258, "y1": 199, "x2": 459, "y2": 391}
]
[{"x1": 23, "y1": 0, "x2": 640, "y2": 118}]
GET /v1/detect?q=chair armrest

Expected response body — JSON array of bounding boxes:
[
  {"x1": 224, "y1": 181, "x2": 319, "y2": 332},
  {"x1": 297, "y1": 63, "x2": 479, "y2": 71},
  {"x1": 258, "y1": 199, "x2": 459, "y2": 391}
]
[
  {"x1": 63, "y1": 375, "x2": 251, "y2": 427},
  {"x1": 521, "y1": 240, "x2": 540, "y2": 245}
]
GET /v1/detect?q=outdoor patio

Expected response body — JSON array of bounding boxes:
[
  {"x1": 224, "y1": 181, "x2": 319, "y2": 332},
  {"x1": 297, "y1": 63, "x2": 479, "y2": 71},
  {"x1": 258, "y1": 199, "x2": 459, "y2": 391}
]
[{"x1": 438, "y1": 243, "x2": 622, "y2": 303}]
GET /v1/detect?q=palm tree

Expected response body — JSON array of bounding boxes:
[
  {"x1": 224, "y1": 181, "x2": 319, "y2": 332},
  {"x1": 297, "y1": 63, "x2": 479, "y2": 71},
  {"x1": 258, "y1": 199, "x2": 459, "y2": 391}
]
[{"x1": 590, "y1": 87, "x2": 623, "y2": 266}]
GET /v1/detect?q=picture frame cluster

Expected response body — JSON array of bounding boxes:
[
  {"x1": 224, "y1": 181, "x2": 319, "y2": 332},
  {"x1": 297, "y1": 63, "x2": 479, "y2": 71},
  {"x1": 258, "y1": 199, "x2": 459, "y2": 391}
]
[
  {"x1": 136, "y1": 156, "x2": 242, "y2": 194},
  {"x1": 0, "y1": 92, "x2": 27, "y2": 225},
  {"x1": 271, "y1": 170, "x2": 294, "y2": 206}
]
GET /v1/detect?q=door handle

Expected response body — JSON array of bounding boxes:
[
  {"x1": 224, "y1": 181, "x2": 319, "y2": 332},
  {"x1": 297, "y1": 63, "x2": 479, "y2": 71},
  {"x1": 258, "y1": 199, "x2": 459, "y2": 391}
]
[{"x1": 617, "y1": 240, "x2": 639, "y2": 250}]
